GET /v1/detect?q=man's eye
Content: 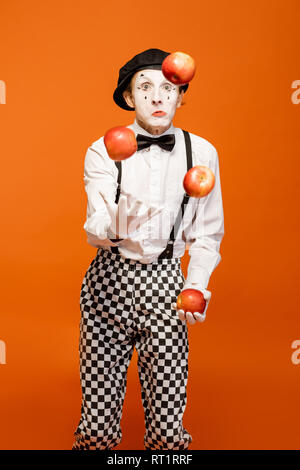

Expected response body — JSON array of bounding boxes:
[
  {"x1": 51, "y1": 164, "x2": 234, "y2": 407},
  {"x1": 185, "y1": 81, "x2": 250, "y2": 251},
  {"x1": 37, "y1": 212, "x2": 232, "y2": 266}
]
[{"x1": 140, "y1": 82, "x2": 173, "y2": 91}]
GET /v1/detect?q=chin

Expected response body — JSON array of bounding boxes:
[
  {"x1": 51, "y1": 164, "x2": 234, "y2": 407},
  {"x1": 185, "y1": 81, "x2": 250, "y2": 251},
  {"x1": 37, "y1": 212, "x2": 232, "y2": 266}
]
[{"x1": 149, "y1": 116, "x2": 170, "y2": 126}]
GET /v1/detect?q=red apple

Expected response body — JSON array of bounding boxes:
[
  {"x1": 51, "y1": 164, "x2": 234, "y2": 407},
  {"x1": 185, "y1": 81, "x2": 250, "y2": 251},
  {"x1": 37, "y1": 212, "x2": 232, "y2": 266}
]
[
  {"x1": 183, "y1": 165, "x2": 215, "y2": 198},
  {"x1": 104, "y1": 126, "x2": 137, "y2": 161},
  {"x1": 176, "y1": 289, "x2": 206, "y2": 314},
  {"x1": 162, "y1": 51, "x2": 196, "y2": 85}
]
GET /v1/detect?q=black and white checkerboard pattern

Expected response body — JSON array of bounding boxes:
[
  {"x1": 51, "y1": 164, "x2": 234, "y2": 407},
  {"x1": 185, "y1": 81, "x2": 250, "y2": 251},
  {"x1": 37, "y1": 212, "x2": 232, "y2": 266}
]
[{"x1": 72, "y1": 248, "x2": 193, "y2": 450}]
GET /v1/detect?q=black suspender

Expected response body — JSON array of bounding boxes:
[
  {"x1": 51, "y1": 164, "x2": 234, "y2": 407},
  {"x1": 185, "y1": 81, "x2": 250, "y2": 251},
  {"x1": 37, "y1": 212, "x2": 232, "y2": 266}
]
[
  {"x1": 111, "y1": 129, "x2": 193, "y2": 258},
  {"x1": 109, "y1": 161, "x2": 122, "y2": 252},
  {"x1": 114, "y1": 160, "x2": 122, "y2": 204},
  {"x1": 158, "y1": 130, "x2": 193, "y2": 259}
]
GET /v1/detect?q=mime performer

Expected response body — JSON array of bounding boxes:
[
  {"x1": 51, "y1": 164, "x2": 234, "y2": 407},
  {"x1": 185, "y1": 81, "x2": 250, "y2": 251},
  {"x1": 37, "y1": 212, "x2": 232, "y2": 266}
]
[{"x1": 72, "y1": 48, "x2": 225, "y2": 450}]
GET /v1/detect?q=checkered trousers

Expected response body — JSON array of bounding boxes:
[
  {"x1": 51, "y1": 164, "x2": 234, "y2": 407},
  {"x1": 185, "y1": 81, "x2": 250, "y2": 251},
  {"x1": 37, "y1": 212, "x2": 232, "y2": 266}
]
[{"x1": 72, "y1": 248, "x2": 193, "y2": 450}]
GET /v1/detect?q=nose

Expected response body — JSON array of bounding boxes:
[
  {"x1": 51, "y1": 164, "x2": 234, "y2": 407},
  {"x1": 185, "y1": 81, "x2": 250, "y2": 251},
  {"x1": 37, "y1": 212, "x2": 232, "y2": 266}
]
[{"x1": 151, "y1": 87, "x2": 163, "y2": 106}]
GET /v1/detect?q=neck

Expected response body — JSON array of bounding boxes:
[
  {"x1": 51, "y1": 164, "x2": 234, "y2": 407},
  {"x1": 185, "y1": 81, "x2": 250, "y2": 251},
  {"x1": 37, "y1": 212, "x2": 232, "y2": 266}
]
[{"x1": 136, "y1": 117, "x2": 171, "y2": 136}]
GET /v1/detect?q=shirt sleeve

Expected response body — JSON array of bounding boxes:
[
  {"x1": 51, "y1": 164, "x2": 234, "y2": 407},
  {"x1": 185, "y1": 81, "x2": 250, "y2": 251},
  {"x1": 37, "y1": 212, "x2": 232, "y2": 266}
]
[
  {"x1": 82, "y1": 141, "x2": 124, "y2": 248},
  {"x1": 183, "y1": 144, "x2": 225, "y2": 289}
]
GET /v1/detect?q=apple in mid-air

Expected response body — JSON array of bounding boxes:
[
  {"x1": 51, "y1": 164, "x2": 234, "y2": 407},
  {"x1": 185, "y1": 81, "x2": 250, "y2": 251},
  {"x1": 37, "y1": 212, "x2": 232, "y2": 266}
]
[
  {"x1": 104, "y1": 126, "x2": 137, "y2": 161},
  {"x1": 176, "y1": 289, "x2": 206, "y2": 314},
  {"x1": 183, "y1": 165, "x2": 215, "y2": 198},
  {"x1": 162, "y1": 51, "x2": 196, "y2": 85}
]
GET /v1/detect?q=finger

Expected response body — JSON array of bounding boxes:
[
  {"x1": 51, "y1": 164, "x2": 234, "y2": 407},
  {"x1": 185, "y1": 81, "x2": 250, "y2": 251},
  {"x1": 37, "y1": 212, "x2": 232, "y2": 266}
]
[
  {"x1": 149, "y1": 205, "x2": 164, "y2": 218},
  {"x1": 127, "y1": 201, "x2": 144, "y2": 219},
  {"x1": 186, "y1": 312, "x2": 197, "y2": 325},
  {"x1": 116, "y1": 196, "x2": 129, "y2": 235},
  {"x1": 130, "y1": 196, "x2": 144, "y2": 207},
  {"x1": 119, "y1": 194, "x2": 128, "y2": 204},
  {"x1": 171, "y1": 302, "x2": 177, "y2": 310},
  {"x1": 116, "y1": 195, "x2": 129, "y2": 220},
  {"x1": 120, "y1": 189, "x2": 136, "y2": 202},
  {"x1": 203, "y1": 290, "x2": 211, "y2": 301},
  {"x1": 178, "y1": 310, "x2": 186, "y2": 322},
  {"x1": 194, "y1": 312, "x2": 206, "y2": 322},
  {"x1": 138, "y1": 203, "x2": 163, "y2": 218},
  {"x1": 120, "y1": 189, "x2": 130, "y2": 198},
  {"x1": 135, "y1": 200, "x2": 146, "y2": 217},
  {"x1": 136, "y1": 208, "x2": 162, "y2": 227}
]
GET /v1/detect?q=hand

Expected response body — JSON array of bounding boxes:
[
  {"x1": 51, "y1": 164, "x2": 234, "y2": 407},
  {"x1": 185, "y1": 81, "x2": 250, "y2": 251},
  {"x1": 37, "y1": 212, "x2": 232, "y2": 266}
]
[
  {"x1": 171, "y1": 302, "x2": 206, "y2": 324},
  {"x1": 171, "y1": 286, "x2": 211, "y2": 325},
  {"x1": 101, "y1": 190, "x2": 163, "y2": 239}
]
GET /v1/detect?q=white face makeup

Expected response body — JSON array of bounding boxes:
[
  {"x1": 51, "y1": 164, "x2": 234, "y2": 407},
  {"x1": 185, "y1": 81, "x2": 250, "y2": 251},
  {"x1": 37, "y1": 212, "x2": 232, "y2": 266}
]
[{"x1": 129, "y1": 69, "x2": 183, "y2": 135}]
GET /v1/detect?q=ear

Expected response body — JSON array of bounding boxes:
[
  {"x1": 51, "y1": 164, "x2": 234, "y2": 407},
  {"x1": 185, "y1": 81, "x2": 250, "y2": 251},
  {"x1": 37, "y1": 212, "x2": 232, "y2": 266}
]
[
  {"x1": 122, "y1": 89, "x2": 135, "y2": 109},
  {"x1": 176, "y1": 90, "x2": 185, "y2": 108}
]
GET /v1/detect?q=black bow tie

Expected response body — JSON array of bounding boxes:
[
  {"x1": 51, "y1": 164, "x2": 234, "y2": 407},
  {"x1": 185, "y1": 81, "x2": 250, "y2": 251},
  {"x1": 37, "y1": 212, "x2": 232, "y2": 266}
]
[{"x1": 136, "y1": 133, "x2": 175, "y2": 152}]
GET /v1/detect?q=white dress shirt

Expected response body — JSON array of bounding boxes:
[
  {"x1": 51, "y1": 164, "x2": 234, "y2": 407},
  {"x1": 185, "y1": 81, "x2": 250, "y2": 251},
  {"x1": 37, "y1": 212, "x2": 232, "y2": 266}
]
[{"x1": 83, "y1": 118, "x2": 225, "y2": 292}]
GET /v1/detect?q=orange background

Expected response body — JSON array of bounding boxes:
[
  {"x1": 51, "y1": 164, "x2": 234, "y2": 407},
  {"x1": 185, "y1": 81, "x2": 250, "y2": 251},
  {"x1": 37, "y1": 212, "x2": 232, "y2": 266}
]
[{"x1": 0, "y1": 0, "x2": 299, "y2": 450}]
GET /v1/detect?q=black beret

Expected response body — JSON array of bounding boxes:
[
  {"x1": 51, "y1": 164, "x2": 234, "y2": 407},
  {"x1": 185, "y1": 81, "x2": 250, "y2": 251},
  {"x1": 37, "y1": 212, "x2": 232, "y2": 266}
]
[{"x1": 113, "y1": 48, "x2": 189, "y2": 111}]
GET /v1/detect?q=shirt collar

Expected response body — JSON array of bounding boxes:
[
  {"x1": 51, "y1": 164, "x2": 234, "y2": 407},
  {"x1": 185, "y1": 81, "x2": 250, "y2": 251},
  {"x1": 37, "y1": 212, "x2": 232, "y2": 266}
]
[{"x1": 130, "y1": 118, "x2": 175, "y2": 137}]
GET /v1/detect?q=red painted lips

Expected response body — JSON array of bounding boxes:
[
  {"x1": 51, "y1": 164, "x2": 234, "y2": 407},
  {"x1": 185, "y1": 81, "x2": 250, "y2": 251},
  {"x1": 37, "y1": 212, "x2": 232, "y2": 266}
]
[{"x1": 152, "y1": 111, "x2": 166, "y2": 116}]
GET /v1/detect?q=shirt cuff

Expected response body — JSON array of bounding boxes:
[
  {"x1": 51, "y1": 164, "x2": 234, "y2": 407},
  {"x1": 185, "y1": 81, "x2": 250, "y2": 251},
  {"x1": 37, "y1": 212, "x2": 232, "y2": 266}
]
[
  {"x1": 185, "y1": 266, "x2": 210, "y2": 290},
  {"x1": 182, "y1": 280, "x2": 206, "y2": 293}
]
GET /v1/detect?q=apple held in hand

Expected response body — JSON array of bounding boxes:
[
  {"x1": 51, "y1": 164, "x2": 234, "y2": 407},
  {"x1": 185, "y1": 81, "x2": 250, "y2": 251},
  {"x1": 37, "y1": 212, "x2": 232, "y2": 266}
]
[
  {"x1": 176, "y1": 289, "x2": 206, "y2": 314},
  {"x1": 183, "y1": 165, "x2": 215, "y2": 198},
  {"x1": 162, "y1": 51, "x2": 196, "y2": 85},
  {"x1": 104, "y1": 126, "x2": 137, "y2": 161}
]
